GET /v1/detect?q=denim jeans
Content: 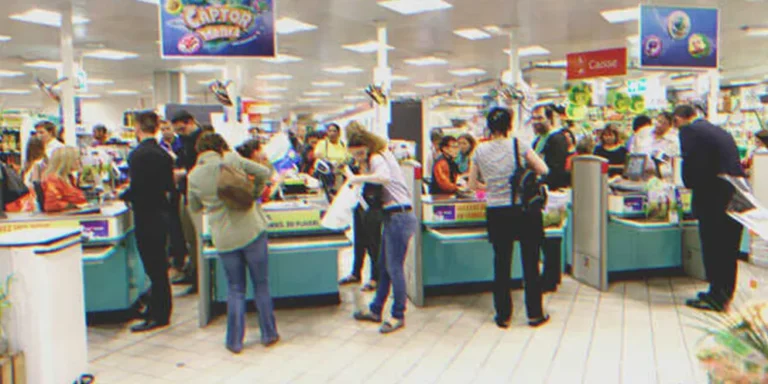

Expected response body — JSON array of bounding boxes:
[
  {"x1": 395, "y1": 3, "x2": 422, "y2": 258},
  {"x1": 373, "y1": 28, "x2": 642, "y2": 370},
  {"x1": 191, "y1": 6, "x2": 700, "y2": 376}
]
[
  {"x1": 369, "y1": 211, "x2": 418, "y2": 320},
  {"x1": 218, "y1": 233, "x2": 278, "y2": 349}
]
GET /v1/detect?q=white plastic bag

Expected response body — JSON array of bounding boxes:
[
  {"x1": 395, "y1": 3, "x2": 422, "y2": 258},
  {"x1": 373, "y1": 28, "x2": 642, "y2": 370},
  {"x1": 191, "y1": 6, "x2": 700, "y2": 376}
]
[{"x1": 320, "y1": 181, "x2": 361, "y2": 230}]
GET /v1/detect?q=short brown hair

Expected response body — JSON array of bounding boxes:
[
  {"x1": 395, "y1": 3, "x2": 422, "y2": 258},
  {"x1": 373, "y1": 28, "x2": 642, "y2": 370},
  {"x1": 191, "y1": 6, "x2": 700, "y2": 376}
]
[
  {"x1": 35, "y1": 121, "x2": 57, "y2": 135},
  {"x1": 136, "y1": 111, "x2": 159, "y2": 134},
  {"x1": 196, "y1": 132, "x2": 230, "y2": 154}
]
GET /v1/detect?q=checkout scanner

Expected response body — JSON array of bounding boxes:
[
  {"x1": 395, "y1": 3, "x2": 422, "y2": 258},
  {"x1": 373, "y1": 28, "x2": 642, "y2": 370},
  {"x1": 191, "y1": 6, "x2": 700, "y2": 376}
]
[{"x1": 609, "y1": 154, "x2": 648, "y2": 192}]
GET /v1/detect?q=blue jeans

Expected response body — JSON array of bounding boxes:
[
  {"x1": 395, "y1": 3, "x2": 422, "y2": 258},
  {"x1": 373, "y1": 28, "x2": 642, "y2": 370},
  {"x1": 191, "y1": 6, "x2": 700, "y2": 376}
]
[
  {"x1": 369, "y1": 211, "x2": 418, "y2": 320},
  {"x1": 218, "y1": 233, "x2": 278, "y2": 349}
]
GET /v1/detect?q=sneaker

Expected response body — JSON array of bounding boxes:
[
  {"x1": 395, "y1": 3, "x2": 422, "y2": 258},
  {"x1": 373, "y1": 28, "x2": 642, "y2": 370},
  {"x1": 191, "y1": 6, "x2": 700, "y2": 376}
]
[
  {"x1": 353, "y1": 310, "x2": 382, "y2": 323},
  {"x1": 528, "y1": 314, "x2": 550, "y2": 328},
  {"x1": 339, "y1": 275, "x2": 361, "y2": 285},
  {"x1": 360, "y1": 281, "x2": 377, "y2": 292},
  {"x1": 379, "y1": 319, "x2": 405, "y2": 334}
]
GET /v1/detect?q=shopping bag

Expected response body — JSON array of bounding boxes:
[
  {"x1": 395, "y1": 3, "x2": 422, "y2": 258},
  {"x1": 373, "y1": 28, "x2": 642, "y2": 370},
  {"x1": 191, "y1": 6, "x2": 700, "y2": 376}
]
[
  {"x1": 320, "y1": 181, "x2": 361, "y2": 230},
  {"x1": 1, "y1": 163, "x2": 29, "y2": 205}
]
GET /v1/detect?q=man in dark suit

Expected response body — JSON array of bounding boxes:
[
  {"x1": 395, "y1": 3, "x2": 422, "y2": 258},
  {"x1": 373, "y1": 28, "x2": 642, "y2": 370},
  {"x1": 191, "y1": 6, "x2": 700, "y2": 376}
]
[
  {"x1": 123, "y1": 111, "x2": 175, "y2": 331},
  {"x1": 675, "y1": 105, "x2": 745, "y2": 311},
  {"x1": 171, "y1": 110, "x2": 203, "y2": 293},
  {"x1": 531, "y1": 104, "x2": 570, "y2": 293}
]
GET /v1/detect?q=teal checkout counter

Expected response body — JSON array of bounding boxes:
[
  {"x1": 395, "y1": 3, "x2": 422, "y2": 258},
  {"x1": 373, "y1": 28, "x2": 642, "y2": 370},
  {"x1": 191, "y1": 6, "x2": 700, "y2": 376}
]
[
  {"x1": 197, "y1": 194, "x2": 351, "y2": 326},
  {"x1": 0, "y1": 203, "x2": 146, "y2": 315},
  {"x1": 418, "y1": 195, "x2": 569, "y2": 298}
]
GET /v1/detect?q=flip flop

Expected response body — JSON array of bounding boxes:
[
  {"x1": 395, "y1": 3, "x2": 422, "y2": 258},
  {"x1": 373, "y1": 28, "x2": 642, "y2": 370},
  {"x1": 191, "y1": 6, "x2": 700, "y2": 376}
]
[{"x1": 379, "y1": 319, "x2": 405, "y2": 334}]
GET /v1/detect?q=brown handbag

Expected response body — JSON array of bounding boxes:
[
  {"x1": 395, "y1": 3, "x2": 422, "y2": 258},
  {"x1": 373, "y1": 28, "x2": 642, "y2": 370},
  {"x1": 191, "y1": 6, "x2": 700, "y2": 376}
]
[{"x1": 216, "y1": 163, "x2": 255, "y2": 211}]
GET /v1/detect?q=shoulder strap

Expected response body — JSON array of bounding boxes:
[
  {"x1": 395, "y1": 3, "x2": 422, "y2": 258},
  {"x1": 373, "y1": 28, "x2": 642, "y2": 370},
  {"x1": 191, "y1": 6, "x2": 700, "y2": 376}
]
[{"x1": 513, "y1": 138, "x2": 521, "y2": 169}]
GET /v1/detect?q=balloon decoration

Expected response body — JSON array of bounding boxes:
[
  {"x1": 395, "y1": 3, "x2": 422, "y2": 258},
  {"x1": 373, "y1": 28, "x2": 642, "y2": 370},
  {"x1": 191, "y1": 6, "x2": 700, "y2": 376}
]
[
  {"x1": 565, "y1": 82, "x2": 592, "y2": 121},
  {"x1": 365, "y1": 84, "x2": 386, "y2": 105},
  {"x1": 35, "y1": 77, "x2": 68, "y2": 104},
  {"x1": 208, "y1": 80, "x2": 233, "y2": 107},
  {"x1": 607, "y1": 89, "x2": 647, "y2": 114}
]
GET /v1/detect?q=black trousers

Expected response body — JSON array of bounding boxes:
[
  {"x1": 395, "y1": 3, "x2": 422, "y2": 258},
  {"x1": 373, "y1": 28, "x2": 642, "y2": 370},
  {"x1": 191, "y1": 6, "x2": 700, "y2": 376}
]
[
  {"x1": 486, "y1": 206, "x2": 544, "y2": 321},
  {"x1": 351, "y1": 206, "x2": 384, "y2": 281},
  {"x1": 134, "y1": 209, "x2": 172, "y2": 323},
  {"x1": 167, "y1": 192, "x2": 188, "y2": 269},
  {"x1": 541, "y1": 237, "x2": 562, "y2": 289},
  {"x1": 696, "y1": 197, "x2": 742, "y2": 304}
]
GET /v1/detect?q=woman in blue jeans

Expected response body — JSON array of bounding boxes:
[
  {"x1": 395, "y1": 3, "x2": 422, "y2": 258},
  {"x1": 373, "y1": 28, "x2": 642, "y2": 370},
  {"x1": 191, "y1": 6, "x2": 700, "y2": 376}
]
[
  {"x1": 345, "y1": 129, "x2": 417, "y2": 334},
  {"x1": 187, "y1": 133, "x2": 279, "y2": 353}
]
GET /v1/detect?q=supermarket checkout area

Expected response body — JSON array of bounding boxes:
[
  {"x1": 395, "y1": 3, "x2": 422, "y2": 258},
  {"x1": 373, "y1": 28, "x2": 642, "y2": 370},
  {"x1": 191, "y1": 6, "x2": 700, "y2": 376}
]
[
  {"x1": 0, "y1": 202, "x2": 146, "y2": 315},
  {"x1": 196, "y1": 187, "x2": 351, "y2": 327},
  {"x1": 568, "y1": 155, "x2": 751, "y2": 290}
]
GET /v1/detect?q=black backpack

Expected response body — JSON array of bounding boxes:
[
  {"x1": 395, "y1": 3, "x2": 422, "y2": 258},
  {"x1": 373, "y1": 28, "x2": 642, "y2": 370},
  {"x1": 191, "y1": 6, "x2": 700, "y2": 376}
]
[{"x1": 509, "y1": 138, "x2": 547, "y2": 211}]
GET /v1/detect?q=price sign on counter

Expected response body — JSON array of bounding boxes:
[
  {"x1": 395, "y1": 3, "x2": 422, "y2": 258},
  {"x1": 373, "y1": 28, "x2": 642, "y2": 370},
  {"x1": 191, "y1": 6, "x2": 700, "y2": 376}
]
[
  {"x1": 266, "y1": 209, "x2": 323, "y2": 233},
  {"x1": 428, "y1": 202, "x2": 486, "y2": 224}
]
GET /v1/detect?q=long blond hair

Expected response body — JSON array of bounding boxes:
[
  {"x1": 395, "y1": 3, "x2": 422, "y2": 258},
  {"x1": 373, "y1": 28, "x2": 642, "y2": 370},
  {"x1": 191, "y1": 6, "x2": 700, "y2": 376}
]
[
  {"x1": 347, "y1": 129, "x2": 388, "y2": 154},
  {"x1": 345, "y1": 121, "x2": 366, "y2": 141},
  {"x1": 44, "y1": 146, "x2": 79, "y2": 183}
]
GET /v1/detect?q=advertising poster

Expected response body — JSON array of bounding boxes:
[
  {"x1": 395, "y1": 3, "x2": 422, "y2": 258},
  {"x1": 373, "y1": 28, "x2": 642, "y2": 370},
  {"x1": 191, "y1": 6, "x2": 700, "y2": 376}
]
[
  {"x1": 640, "y1": 5, "x2": 719, "y2": 69},
  {"x1": 159, "y1": 0, "x2": 276, "y2": 58}
]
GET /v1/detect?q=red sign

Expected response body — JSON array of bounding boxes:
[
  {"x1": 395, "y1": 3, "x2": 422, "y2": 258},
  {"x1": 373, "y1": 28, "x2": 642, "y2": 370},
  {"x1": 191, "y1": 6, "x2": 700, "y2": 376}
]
[{"x1": 567, "y1": 48, "x2": 627, "y2": 80}]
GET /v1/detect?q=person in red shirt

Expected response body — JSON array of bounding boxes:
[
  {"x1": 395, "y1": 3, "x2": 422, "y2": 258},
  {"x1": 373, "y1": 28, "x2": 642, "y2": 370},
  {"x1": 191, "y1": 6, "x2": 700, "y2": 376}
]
[
  {"x1": 430, "y1": 136, "x2": 461, "y2": 195},
  {"x1": 42, "y1": 146, "x2": 87, "y2": 212}
]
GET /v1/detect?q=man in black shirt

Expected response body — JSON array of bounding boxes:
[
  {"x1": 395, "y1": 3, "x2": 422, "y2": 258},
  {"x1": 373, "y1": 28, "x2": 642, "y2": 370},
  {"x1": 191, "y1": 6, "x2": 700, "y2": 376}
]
[
  {"x1": 531, "y1": 104, "x2": 570, "y2": 293},
  {"x1": 171, "y1": 110, "x2": 202, "y2": 293},
  {"x1": 123, "y1": 111, "x2": 175, "y2": 332},
  {"x1": 675, "y1": 105, "x2": 745, "y2": 311}
]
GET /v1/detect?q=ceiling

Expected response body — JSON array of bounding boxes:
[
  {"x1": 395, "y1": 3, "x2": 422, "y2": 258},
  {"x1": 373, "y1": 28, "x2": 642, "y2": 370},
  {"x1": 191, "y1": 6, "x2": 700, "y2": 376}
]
[{"x1": 0, "y1": 0, "x2": 767, "y2": 117}]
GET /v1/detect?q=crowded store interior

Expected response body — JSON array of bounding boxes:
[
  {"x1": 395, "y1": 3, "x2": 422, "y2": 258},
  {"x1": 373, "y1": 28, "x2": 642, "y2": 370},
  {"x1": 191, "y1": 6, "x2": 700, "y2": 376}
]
[{"x1": 0, "y1": 0, "x2": 768, "y2": 383}]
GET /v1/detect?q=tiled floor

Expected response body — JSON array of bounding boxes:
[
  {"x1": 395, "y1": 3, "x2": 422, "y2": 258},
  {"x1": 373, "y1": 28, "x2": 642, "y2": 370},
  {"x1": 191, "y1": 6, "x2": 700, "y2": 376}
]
[{"x1": 87, "y1": 251, "x2": 768, "y2": 384}]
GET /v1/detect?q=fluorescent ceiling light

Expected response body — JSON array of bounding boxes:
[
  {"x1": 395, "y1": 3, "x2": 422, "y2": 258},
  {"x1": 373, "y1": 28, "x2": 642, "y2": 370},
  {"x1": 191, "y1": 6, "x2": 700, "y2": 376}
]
[
  {"x1": 536, "y1": 88, "x2": 558, "y2": 93},
  {"x1": 258, "y1": 95, "x2": 284, "y2": 100},
  {"x1": 627, "y1": 35, "x2": 640, "y2": 45},
  {"x1": 393, "y1": 91, "x2": 418, "y2": 97},
  {"x1": 312, "y1": 81, "x2": 344, "y2": 88},
  {"x1": 453, "y1": 28, "x2": 491, "y2": 40},
  {"x1": 344, "y1": 95, "x2": 366, "y2": 101},
  {"x1": 180, "y1": 64, "x2": 223, "y2": 73},
  {"x1": 304, "y1": 91, "x2": 332, "y2": 97},
  {"x1": 483, "y1": 25, "x2": 505, "y2": 36},
  {"x1": 504, "y1": 45, "x2": 550, "y2": 57},
  {"x1": 0, "y1": 35, "x2": 10, "y2": 42},
  {"x1": 728, "y1": 79, "x2": 762, "y2": 86},
  {"x1": 9, "y1": 9, "x2": 89, "y2": 27},
  {"x1": 600, "y1": 7, "x2": 639, "y2": 24},
  {"x1": 0, "y1": 89, "x2": 31, "y2": 95},
  {"x1": 378, "y1": 0, "x2": 453, "y2": 15},
  {"x1": 108, "y1": 90, "x2": 140, "y2": 95},
  {"x1": 415, "y1": 82, "x2": 445, "y2": 88},
  {"x1": 260, "y1": 86, "x2": 288, "y2": 92},
  {"x1": 260, "y1": 54, "x2": 302, "y2": 64},
  {"x1": 404, "y1": 56, "x2": 448, "y2": 66},
  {"x1": 0, "y1": 70, "x2": 25, "y2": 78},
  {"x1": 449, "y1": 68, "x2": 486, "y2": 76},
  {"x1": 392, "y1": 75, "x2": 409, "y2": 82},
  {"x1": 276, "y1": 18, "x2": 317, "y2": 34},
  {"x1": 197, "y1": 79, "x2": 215, "y2": 85},
  {"x1": 135, "y1": 0, "x2": 159, "y2": 3},
  {"x1": 257, "y1": 73, "x2": 292, "y2": 81},
  {"x1": 23, "y1": 60, "x2": 61, "y2": 70},
  {"x1": 537, "y1": 60, "x2": 566, "y2": 68},
  {"x1": 746, "y1": 28, "x2": 768, "y2": 37},
  {"x1": 298, "y1": 98, "x2": 322, "y2": 103},
  {"x1": 323, "y1": 66, "x2": 364, "y2": 74},
  {"x1": 84, "y1": 49, "x2": 138, "y2": 60},
  {"x1": 87, "y1": 78, "x2": 114, "y2": 85},
  {"x1": 75, "y1": 93, "x2": 101, "y2": 99},
  {"x1": 342, "y1": 40, "x2": 394, "y2": 53}
]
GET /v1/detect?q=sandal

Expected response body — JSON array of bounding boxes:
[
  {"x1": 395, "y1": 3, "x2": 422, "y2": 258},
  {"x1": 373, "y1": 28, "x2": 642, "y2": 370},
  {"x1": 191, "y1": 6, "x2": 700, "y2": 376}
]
[
  {"x1": 528, "y1": 314, "x2": 550, "y2": 328},
  {"x1": 353, "y1": 310, "x2": 382, "y2": 323},
  {"x1": 360, "y1": 281, "x2": 377, "y2": 292},
  {"x1": 339, "y1": 275, "x2": 361, "y2": 285},
  {"x1": 379, "y1": 319, "x2": 405, "y2": 334}
]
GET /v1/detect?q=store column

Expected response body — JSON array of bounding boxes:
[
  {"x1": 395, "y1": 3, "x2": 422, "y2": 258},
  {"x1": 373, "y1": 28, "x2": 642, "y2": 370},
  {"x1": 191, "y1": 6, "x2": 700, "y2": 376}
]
[
  {"x1": 59, "y1": 4, "x2": 77, "y2": 145},
  {"x1": 505, "y1": 29, "x2": 523, "y2": 131},
  {"x1": 373, "y1": 23, "x2": 392, "y2": 139},
  {"x1": 153, "y1": 71, "x2": 187, "y2": 110}
]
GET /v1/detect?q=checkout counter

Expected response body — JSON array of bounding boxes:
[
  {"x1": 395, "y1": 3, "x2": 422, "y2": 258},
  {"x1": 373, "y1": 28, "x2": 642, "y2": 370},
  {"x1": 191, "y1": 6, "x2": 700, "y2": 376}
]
[
  {"x1": 415, "y1": 193, "x2": 569, "y2": 302},
  {"x1": 0, "y1": 203, "x2": 145, "y2": 315},
  {"x1": 196, "y1": 188, "x2": 351, "y2": 327}
]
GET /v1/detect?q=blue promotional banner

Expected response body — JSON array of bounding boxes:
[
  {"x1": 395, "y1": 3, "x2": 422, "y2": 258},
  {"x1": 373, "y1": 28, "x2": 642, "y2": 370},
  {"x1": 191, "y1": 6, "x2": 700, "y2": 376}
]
[
  {"x1": 639, "y1": 5, "x2": 718, "y2": 69},
  {"x1": 159, "y1": 0, "x2": 276, "y2": 58}
]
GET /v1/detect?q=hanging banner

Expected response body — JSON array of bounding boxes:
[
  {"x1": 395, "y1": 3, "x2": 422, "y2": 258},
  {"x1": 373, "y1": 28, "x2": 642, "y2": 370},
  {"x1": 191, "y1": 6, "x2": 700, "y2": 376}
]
[
  {"x1": 639, "y1": 5, "x2": 719, "y2": 69},
  {"x1": 566, "y1": 48, "x2": 627, "y2": 80},
  {"x1": 159, "y1": 0, "x2": 276, "y2": 58}
]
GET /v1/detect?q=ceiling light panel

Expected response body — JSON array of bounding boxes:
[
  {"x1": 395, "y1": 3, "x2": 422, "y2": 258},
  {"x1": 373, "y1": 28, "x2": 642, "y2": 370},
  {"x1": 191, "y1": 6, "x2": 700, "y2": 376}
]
[
  {"x1": 449, "y1": 68, "x2": 486, "y2": 76},
  {"x1": 391, "y1": 75, "x2": 409, "y2": 82},
  {"x1": 87, "y1": 78, "x2": 114, "y2": 85},
  {"x1": 260, "y1": 54, "x2": 302, "y2": 64},
  {"x1": 415, "y1": 82, "x2": 445, "y2": 88},
  {"x1": 23, "y1": 60, "x2": 61, "y2": 70},
  {"x1": 342, "y1": 40, "x2": 394, "y2": 53},
  {"x1": 258, "y1": 95, "x2": 284, "y2": 100},
  {"x1": 393, "y1": 91, "x2": 418, "y2": 97},
  {"x1": 9, "y1": 9, "x2": 89, "y2": 27},
  {"x1": 304, "y1": 91, "x2": 332, "y2": 97},
  {"x1": 378, "y1": 0, "x2": 453, "y2": 15},
  {"x1": 298, "y1": 98, "x2": 322, "y2": 103},
  {"x1": 76, "y1": 93, "x2": 101, "y2": 99},
  {"x1": 276, "y1": 18, "x2": 318, "y2": 34},
  {"x1": 343, "y1": 95, "x2": 366, "y2": 101},
  {"x1": 260, "y1": 86, "x2": 288, "y2": 92},
  {"x1": 453, "y1": 28, "x2": 491, "y2": 40},
  {"x1": 180, "y1": 64, "x2": 223, "y2": 73},
  {"x1": 404, "y1": 56, "x2": 448, "y2": 66},
  {"x1": 0, "y1": 70, "x2": 25, "y2": 78},
  {"x1": 0, "y1": 36, "x2": 10, "y2": 42},
  {"x1": 84, "y1": 49, "x2": 139, "y2": 60},
  {"x1": 746, "y1": 28, "x2": 768, "y2": 37},
  {"x1": 600, "y1": 7, "x2": 639, "y2": 24},
  {"x1": 108, "y1": 90, "x2": 140, "y2": 95},
  {"x1": 323, "y1": 66, "x2": 364, "y2": 74},
  {"x1": 504, "y1": 45, "x2": 550, "y2": 57},
  {"x1": 0, "y1": 89, "x2": 31, "y2": 95},
  {"x1": 257, "y1": 73, "x2": 292, "y2": 80},
  {"x1": 483, "y1": 25, "x2": 505, "y2": 36},
  {"x1": 312, "y1": 81, "x2": 344, "y2": 88},
  {"x1": 135, "y1": 0, "x2": 159, "y2": 3}
]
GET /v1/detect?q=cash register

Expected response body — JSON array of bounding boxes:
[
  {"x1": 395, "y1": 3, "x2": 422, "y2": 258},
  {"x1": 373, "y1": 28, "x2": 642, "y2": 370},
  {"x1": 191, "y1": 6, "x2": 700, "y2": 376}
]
[{"x1": 609, "y1": 154, "x2": 648, "y2": 192}]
